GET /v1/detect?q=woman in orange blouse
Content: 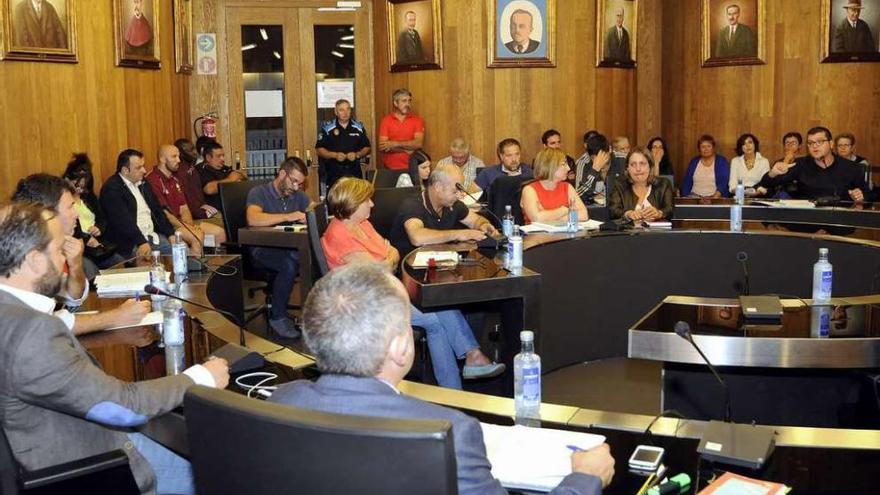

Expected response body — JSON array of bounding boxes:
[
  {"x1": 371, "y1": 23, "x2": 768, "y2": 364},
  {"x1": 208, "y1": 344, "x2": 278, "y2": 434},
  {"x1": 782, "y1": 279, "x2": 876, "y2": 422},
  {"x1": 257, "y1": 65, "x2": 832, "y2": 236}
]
[
  {"x1": 520, "y1": 148, "x2": 588, "y2": 224},
  {"x1": 321, "y1": 178, "x2": 504, "y2": 389}
]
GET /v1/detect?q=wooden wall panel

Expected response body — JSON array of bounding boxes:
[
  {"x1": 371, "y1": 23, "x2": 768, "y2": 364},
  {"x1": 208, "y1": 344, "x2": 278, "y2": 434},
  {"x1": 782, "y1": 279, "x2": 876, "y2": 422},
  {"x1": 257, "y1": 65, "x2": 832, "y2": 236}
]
[
  {"x1": 0, "y1": 1, "x2": 190, "y2": 199},
  {"x1": 372, "y1": 0, "x2": 639, "y2": 166},
  {"x1": 662, "y1": 0, "x2": 880, "y2": 181}
]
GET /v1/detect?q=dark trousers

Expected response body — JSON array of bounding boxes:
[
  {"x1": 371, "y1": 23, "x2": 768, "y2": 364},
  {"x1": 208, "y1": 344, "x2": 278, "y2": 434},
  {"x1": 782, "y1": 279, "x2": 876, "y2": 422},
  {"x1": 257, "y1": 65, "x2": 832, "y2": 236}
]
[{"x1": 251, "y1": 247, "x2": 300, "y2": 320}]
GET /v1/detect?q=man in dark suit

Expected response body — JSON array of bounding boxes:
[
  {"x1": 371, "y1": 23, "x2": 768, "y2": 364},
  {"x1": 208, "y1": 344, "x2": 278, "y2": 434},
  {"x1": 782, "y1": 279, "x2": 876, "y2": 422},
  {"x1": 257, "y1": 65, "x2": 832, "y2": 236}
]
[
  {"x1": 100, "y1": 148, "x2": 176, "y2": 260},
  {"x1": 0, "y1": 202, "x2": 229, "y2": 495},
  {"x1": 397, "y1": 10, "x2": 426, "y2": 63},
  {"x1": 833, "y1": 1, "x2": 875, "y2": 53},
  {"x1": 13, "y1": 0, "x2": 67, "y2": 49},
  {"x1": 714, "y1": 4, "x2": 757, "y2": 58},
  {"x1": 505, "y1": 9, "x2": 540, "y2": 54},
  {"x1": 271, "y1": 263, "x2": 615, "y2": 495},
  {"x1": 603, "y1": 7, "x2": 632, "y2": 62}
]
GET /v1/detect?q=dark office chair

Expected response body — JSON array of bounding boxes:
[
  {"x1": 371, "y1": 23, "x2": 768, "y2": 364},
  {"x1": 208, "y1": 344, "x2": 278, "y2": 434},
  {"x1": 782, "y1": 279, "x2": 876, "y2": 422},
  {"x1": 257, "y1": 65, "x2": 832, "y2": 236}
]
[
  {"x1": 0, "y1": 427, "x2": 138, "y2": 494},
  {"x1": 305, "y1": 202, "x2": 330, "y2": 278},
  {"x1": 372, "y1": 169, "x2": 407, "y2": 189},
  {"x1": 185, "y1": 386, "x2": 458, "y2": 495},
  {"x1": 487, "y1": 175, "x2": 532, "y2": 226},
  {"x1": 371, "y1": 186, "x2": 419, "y2": 240},
  {"x1": 218, "y1": 180, "x2": 285, "y2": 325}
]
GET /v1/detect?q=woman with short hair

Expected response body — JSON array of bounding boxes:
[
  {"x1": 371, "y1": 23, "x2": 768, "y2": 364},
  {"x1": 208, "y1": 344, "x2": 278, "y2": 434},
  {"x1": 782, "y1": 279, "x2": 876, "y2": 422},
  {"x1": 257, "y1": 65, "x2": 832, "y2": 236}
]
[
  {"x1": 680, "y1": 134, "x2": 730, "y2": 198},
  {"x1": 608, "y1": 147, "x2": 674, "y2": 221},
  {"x1": 520, "y1": 148, "x2": 588, "y2": 224},
  {"x1": 728, "y1": 133, "x2": 769, "y2": 196}
]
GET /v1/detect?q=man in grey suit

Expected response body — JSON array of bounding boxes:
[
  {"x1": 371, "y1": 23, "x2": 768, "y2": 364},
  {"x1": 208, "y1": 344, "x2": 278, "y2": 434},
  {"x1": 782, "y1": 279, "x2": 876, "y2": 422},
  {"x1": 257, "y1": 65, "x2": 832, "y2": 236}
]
[
  {"x1": 715, "y1": 4, "x2": 757, "y2": 57},
  {"x1": 397, "y1": 10, "x2": 426, "y2": 63},
  {"x1": 833, "y1": 1, "x2": 875, "y2": 53},
  {"x1": 270, "y1": 263, "x2": 615, "y2": 495},
  {"x1": 603, "y1": 7, "x2": 633, "y2": 62},
  {"x1": 0, "y1": 202, "x2": 230, "y2": 495},
  {"x1": 505, "y1": 8, "x2": 541, "y2": 54}
]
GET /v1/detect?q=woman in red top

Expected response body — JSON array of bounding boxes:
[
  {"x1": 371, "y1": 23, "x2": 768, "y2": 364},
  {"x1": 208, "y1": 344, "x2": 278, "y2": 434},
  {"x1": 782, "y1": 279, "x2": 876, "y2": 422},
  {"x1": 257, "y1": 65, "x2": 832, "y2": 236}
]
[
  {"x1": 520, "y1": 148, "x2": 588, "y2": 224},
  {"x1": 321, "y1": 178, "x2": 504, "y2": 389}
]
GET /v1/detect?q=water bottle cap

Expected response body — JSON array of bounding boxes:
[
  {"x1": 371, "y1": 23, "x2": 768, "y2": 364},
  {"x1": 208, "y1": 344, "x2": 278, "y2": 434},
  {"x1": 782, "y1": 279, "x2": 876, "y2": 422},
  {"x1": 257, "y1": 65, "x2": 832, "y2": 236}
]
[
  {"x1": 152, "y1": 250, "x2": 160, "y2": 257},
  {"x1": 819, "y1": 248, "x2": 829, "y2": 255},
  {"x1": 520, "y1": 330, "x2": 534, "y2": 342},
  {"x1": 505, "y1": 205, "x2": 512, "y2": 211}
]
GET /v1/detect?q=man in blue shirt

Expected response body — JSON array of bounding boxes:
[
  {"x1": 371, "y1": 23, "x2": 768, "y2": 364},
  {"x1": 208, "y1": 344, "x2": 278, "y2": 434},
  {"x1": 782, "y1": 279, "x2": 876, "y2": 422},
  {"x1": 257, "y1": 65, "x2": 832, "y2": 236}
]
[
  {"x1": 474, "y1": 138, "x2": 533, "y2": 199},
  {"x1": 246, "y1": 157, "x2": 311, "y2": 338}
]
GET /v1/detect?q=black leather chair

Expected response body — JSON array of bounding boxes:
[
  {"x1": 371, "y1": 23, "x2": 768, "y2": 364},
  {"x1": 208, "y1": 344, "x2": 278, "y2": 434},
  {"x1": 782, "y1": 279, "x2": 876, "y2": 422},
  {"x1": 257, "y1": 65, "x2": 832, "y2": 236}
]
[
  {"x1": 218, "y1": 180, "x2": 287, "y2": 325},
  {"x1": 486, "y1": 175, "x2": 533, "y2": 227},
  {"x1": 305, "y1": 202, "x2": 330, "y2": 278},
  {"x1": 372, "y1": 168, "x2": 407, "y2": 188},
  {"x1": 0, "y1": 427, "x2": 138, "y2": 494},
  {"x1": 185, "y1": 386, "x2": 458, "y2": 495},
  {"x1": 371, "y1": 186, "x2": 419, "y2": 240}
]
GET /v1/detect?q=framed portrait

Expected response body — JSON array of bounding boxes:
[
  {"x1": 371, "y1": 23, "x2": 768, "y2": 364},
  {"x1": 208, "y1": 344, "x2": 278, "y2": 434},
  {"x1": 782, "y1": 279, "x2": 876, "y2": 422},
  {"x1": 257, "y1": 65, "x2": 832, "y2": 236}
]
[
  {"x1": 596, "y1": 0, "x2": 637, "y2": 68},
  {"x1": 487, "y1": 0, "x2": 556, "y2": 68},
  {"x1": 113, "y1": 0, "x2": 160, "y2": 69},
  {"x1": 0, "y1": 0, "x2": 77, "y2": 63},
  {"x1": 821, "y1": 0, "x2": 880, "y2": 63},
  {"x1": 701, "y1": 0, "x2": 765, "y2": 67},
  {"x1": 173, "y1": 0, "x2": 192, "y2": 73},
  {"x1": 386, "y1": 0, "x2": 443, "y2": 72}
]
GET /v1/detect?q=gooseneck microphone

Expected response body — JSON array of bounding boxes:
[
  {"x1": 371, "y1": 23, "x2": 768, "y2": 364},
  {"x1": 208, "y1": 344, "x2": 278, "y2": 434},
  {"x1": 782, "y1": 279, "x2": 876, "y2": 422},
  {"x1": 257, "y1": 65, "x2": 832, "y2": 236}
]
[
  {"x1": 736, "y1": 251, "x2": 750, "y2": 296},
  {"x1": 673, "y1": 321, "x2": 732, "y2": 423},
  {"x1": 145, "y1": 284, "x2": 246, "y2": 346}
]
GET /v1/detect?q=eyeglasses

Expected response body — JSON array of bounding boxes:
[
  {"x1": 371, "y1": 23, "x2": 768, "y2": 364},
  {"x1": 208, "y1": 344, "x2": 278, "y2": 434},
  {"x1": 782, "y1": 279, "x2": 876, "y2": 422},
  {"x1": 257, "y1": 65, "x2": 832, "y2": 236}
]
[
  {"x1": 836, "y1": 143, "x2": 853, "y2": 148},
  {"x1": 807, "y1": 139, "x2": 829, "y2": 148}
]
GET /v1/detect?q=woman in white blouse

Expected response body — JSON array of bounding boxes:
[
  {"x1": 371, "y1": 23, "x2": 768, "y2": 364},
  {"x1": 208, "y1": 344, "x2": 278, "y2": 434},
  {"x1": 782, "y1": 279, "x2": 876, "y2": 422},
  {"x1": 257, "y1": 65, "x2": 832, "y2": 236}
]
[{"x1": 729, "y1": 133, "x2": 769, "y2": 196}]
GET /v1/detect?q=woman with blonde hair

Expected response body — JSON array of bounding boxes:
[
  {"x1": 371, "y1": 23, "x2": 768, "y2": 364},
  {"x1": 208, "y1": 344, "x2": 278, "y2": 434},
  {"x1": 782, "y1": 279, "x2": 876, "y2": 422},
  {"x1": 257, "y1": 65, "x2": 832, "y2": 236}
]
[
  {"x1": 321, "y1": 177, "x2": 504, "y2": 389},
  {"x1": 520, "y1": 148, "x2": 588, "y2": 224}
]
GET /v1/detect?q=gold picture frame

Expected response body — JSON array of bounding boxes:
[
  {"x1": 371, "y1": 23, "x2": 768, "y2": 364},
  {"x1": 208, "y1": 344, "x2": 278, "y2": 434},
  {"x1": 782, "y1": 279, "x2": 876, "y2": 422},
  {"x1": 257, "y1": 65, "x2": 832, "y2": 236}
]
[
  {"x1": 173, "y1": 0, "x2": 192, "y2": 73},
  {"x1": 820, "y1": 0, "x2": 880, "y2": 63},
  {"x1": 701, "y1": 0, "x2": 766, "y2": 68},
  {"x1": 0, "y1": 0, "x2": 77, "y2": 63},
  {"x1": 596, "y1": 0, "x2": 637, "y2": 68},
  {"x1": 387, "y1": 0, "x2": 443, "y2": 72},
  {"x1": 487, "y1": 0, "x2": 556, "y2": 68},
  {"x1": 113, "y1": 0, "x2": 160, "y2": 69}
]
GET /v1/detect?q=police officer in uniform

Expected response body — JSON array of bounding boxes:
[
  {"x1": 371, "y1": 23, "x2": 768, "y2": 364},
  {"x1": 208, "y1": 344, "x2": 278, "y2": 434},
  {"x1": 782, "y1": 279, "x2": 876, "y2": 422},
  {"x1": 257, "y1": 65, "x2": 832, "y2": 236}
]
[{"x1": 315, "y1": 99, "x2": 372, "y2": 192}]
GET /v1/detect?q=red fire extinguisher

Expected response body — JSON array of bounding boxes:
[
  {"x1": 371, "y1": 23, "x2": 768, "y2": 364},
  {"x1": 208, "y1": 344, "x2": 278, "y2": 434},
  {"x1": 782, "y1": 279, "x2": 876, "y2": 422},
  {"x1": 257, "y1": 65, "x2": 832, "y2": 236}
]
[{"x1": 193, "y1": 113, "x2": 218, "y2": 139}]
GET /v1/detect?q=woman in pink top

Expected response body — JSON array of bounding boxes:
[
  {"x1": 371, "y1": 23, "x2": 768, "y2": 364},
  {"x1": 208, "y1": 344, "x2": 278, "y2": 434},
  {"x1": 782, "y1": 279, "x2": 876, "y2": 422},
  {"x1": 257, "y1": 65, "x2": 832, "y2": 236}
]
[
  {"x1": 520, "y1": 148, "x2": 588, "y2": 224},
  {"x1": 321, "y1": 178, "x2": 504, "y2": 389}
]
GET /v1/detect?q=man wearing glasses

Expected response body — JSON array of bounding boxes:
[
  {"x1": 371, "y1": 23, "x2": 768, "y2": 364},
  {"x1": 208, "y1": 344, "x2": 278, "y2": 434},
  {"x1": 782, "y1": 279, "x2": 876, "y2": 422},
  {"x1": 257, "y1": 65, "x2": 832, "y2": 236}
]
[
  {"x1": 762, "y1": 126, "x2": 866, "y2": 202},
  {"x1": 246, "y1": 157, "x2": 311, "y2": 338}
]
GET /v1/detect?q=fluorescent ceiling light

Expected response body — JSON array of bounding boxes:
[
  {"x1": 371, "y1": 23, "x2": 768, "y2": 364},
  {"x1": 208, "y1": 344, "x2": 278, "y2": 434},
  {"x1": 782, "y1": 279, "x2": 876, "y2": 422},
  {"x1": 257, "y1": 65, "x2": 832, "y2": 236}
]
[
  {"x1": 341, "y1": 35, "x2": 354, "y2": 41},
  {"x1": 241, "y1": 43, "x2": 257, "y2": 51},
  {"x1": 331, "y1": 50, "x2": 344, "y2": 58},
  {"x1": 273, "y1": 51, "x2": 281, "y2": 59},
  {"x1": 337, "y1": 43, "x2": 355, "y2": 49},
  {"x1": 259, "y1": 28, "x2": 268, "y2": 40}
]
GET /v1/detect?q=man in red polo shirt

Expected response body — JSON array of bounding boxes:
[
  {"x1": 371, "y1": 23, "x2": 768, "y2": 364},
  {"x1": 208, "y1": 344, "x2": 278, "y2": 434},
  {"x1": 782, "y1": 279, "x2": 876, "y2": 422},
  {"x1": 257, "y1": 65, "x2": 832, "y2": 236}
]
[
  {"x1": 146, "y1": 145, "x2": 226, "y2": 255},
  {"x1": 378, "y1": 88, "x2": 425, "y2": 170}
]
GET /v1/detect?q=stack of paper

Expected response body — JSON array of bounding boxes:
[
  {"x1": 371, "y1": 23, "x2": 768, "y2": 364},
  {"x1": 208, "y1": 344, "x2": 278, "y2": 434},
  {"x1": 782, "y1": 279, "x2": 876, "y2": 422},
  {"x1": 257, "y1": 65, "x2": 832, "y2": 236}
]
[
  {"x1": 520, "y1": 219, "x2": 603, "y2": 233},
  {"x1": 95, "y1": 269, "x2": 167, "y2": 297},
  {"x1": 410, "y1": 251, "x2": 459, "y2": 268},
  {"x1": 480, "y1": 423, "x2": 605, "y2": 492},
  {"x1": 461, "y1": 190, "x2": 483, "y2": 207}
]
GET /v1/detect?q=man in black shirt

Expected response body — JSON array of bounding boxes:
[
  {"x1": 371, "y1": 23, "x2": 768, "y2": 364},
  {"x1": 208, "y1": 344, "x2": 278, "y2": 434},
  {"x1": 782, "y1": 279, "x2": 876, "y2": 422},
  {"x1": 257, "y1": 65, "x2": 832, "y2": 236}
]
[
  {"x1": 199, "y1": 141, "x2": 246, "y2": 210},
  {"x1": 761, "y1": 126, "x2": 866, "y2": 202},
  {"x1": 315, "y1": 99, "x2": 372, "y2": 192},
  {"x1": 390, "y1": 163, "x2": 497, "y2": 257}
]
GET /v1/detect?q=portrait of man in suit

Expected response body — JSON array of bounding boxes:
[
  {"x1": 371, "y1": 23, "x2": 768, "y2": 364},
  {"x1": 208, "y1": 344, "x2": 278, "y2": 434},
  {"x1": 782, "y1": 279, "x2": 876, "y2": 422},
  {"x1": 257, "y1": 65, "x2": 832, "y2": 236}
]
[
  {"x1": 396, "y1": 10, "x2": 426, "y2": 62},
  {"x1": 714, "y1": 3, "x2": 757, "y2": 57},
  {"x1": 11, "y1": 0, "x2": 68, "y2": 49},
  {"x1": 505, "y1": 8, "x2": 540, "y2": 54},
  {"x1": 832, "y1": 0, "x2": 876, "y2": 53},
  {"x1": 603, "y1": 6, "x2": 633, "y2": 63}
]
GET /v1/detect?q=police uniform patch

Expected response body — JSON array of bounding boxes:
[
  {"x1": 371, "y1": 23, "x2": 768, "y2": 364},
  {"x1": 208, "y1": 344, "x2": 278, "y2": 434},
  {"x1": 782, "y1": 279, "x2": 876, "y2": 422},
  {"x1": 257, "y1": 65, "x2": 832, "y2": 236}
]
[{"x1": 333, "y1": 129, "x2": 339, "y2": 136}]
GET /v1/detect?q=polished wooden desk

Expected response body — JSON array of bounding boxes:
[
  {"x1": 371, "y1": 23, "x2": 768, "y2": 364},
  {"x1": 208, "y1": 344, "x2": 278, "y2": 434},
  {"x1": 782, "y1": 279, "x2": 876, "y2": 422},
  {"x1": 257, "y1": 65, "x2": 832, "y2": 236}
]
[{"x1": 237, "y1": 226, "x2": 314, "y2": 300}]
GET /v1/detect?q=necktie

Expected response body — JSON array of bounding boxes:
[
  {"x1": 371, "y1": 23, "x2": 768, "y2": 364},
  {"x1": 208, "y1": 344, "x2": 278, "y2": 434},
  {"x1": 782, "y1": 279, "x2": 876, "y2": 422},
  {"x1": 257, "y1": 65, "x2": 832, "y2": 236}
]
[
  {"x1": 516, "y1": 45, "x2": 523, "y2": 53},
  {"x1": 34, "y1": 0, "x2": 42, "y2": 16}
]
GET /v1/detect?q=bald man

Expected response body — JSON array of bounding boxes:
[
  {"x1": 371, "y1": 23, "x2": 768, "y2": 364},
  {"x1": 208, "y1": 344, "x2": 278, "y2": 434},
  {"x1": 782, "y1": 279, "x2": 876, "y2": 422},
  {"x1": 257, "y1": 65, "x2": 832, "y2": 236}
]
[{"x1": 145, "y1": 145, "x2": 226, "y2": 255}]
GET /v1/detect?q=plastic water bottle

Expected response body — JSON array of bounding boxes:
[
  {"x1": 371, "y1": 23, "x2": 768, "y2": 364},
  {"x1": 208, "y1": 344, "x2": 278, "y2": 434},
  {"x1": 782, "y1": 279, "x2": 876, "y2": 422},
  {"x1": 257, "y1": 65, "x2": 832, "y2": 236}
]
[
  {"x1": 502, "y1": 205, "x2": 514, "y2": 238},
  {"x1": 509, "y1": 226, "x2": 523, "y2": 270},
  {"x1": 812, "y1": 248, "x2": 833, "y2": 302},
  {"x1": 148, "y1": 251, "x2": 167, "y2": 312},
  {"x1": 730, "y1": 203, "x2": 742, "y2": 232},
  {"x1": 514, "y1": 330, "x2": 541, "y2": 419},
  {"x1": 735, "y1": 179, "x2": 745, "y2": 205},
  {"x1": 162, "y1": 293, "x2": 185, "y2": 347},
  {"x1": 171, "y1": 231, "x2": 188, "y2": 283},
  {"x1": 810, "y1": 248, "x2": 833, "y2": 337},
  {"x1": 165, "y1": 344, "x2": 186, "y2": 376},
  {"x1": 567, "y1": 198, "x2": 578, "y2": 232}
]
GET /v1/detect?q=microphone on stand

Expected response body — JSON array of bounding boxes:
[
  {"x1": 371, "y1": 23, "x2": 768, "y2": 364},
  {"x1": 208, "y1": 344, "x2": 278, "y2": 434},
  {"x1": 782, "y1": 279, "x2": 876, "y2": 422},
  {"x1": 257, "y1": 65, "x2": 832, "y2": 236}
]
[
  {"x1": 673, "y1": 321, "x2": 731, "y2": 422},
  {"x1": 736, "y1": 251, "x2": 750, "y2": 296},
  {"x1": 455, "y1": 183, "x2": 507, "y2": 249},
  {"x1": 144, "y1": 284, "x2": 265, "y2": 373}
]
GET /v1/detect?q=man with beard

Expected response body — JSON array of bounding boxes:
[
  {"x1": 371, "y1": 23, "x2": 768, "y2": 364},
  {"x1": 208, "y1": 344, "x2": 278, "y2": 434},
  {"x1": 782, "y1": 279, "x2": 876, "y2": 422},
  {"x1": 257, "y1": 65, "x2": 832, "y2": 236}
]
[
  {"x1": 246, "y1": 157, "x2": 312, "y2": 338},
  {"x1": 146, "y1": 144, "x2": 227, "y2": 251},
  {"x1": 378, "y1": 88, "x2": 425, "y2": 170},
  {"x1": 0, "y1": 202, "x2": 229, "y2": 494},
  {"x1": 474, "y1": 138, "x2": 534, "y2": 198},
  {"x1": 12, "y1": 174, "x2": 151, "y2": 335},
  {"x1": 174, "y1": 138, "x2": 223, "y2": 226}
]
